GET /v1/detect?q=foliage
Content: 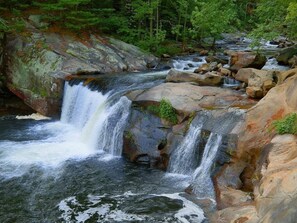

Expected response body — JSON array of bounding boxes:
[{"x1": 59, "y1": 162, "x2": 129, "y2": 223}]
[
  {"x1": 190, "y1": 0, "x2": 237, "y2": 45},
  {"x1": 147, "y1": 99, "x2": 178, "y2": 124},
  {"x1": 0, "y1": 0, "x2": 297, "y2": 54},
  {"x1": 248, "y1": 0, "x2": 295, "y2": 48},
  {"x1": 273, "y1": 113, "x2": 297, "y2": 135}
]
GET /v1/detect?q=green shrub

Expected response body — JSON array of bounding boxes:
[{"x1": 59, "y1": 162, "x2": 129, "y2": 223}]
[
  {"x1": 273, "y1": 113, "x2": 297, "y2": 135},
  {"x1": 147, "y1": 99, "x2": 178, "y2": 124},
  {"x1": 159, "y1": 99, "x2": 178, "y2": 124}
]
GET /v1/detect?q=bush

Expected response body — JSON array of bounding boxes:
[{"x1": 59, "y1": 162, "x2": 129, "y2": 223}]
[
  {"x1": 147, "y1": 99, "x2": 178, "y2": 124},
  {"x1": 273, "y1": 113, "x2": 297, "y2": 135}
]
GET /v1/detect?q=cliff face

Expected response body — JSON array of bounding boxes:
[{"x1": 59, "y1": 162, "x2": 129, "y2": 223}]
[
  {"x1": 3, "y1": 25, "x2": 158, "y2": 116},
  {"x1": 213, "y1": 70, "x2": 297, "y2": 223}
]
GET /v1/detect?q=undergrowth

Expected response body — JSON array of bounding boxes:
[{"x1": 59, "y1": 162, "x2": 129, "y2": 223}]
[
  {"x1": 148, "y1": 99, "x2": 178, "y2": 124},
  {"x1": 272, "y1": 113, "x2": 297, "y2": 135}
]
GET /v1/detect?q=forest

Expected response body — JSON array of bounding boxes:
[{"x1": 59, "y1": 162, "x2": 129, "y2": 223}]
[{"x1": 0, "y1": 0, "x2": 297, "y2": 55}]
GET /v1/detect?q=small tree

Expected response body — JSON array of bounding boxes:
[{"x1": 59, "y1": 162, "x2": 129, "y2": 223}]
[{"x1": 190, "y1": 0, "x2": 237, "y2": 48}]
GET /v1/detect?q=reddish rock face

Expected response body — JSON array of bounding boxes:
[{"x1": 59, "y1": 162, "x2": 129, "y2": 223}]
[
  {"x1": 229, "y1": 52, "x2": 267, "y2": 72},
  {"x1": 213, "y1": 72, "x2": 297, "y2": 222}
]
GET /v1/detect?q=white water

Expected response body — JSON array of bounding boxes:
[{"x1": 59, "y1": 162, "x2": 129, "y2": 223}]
[
  {"x1": 61, "y1": 82, "x2": 131, "y2": 156},
  {"x1": 191, "y1": 133, "x2": 223, "y2": 198},
  {"x1": 59, "y1": 192, "x2": 205, "y2": 223},
  {"x1": 168, "y1": 116, "x2": 206, "y2": 175},
  {"x1": 0, "y1": 82, "x2": 132, "y2": 178},
  {"x1": 172, "y1": 58, "x2": 206, "y2": 71}
]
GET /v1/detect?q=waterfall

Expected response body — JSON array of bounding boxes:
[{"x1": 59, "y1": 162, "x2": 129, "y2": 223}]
[
  {"x1": 191, "y1": 133, "x2": 223, "y2": 198},
  {"x1": 61, "y1": 82, "x2": 131, "y2": 156},
  {"x1": 168, "y1": 116, "x2": 206, "y2": 175}
]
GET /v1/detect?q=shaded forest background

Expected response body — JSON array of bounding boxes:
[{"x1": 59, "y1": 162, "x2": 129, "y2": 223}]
[{"x1": 0, "y1": 0, "x2": 296, "y2": 55}]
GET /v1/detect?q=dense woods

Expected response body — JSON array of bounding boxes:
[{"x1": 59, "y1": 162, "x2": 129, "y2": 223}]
[{"x1": 0, "y1": 0, "x2": 296, "y2": 54}]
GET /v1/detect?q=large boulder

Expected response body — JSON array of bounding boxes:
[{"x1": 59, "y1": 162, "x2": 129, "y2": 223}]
[
  {"x1": 166, "y1": 69, "x2": 223, "y2": 86},
  {"x1": 123, "y1": 108, "x2": 170, "y2": 168},
  {"x1": 4, "y1": 28, "x2": 158, "y2": 116},
  {"x1": 276, "y1": 45, "x2": 297, "y2": 65},
  {"x1": 254, "y1": 135, "x2": 297, "y2": 223},
  {"x1": 126, "y1": 83, "x2": 256, "y2": 114},
  {"x1": 229, "y1": 52, "x2": 267, "y2": 72},
  {"x1": 213, "y1": 72, "x2": 297, "y2": 220}
]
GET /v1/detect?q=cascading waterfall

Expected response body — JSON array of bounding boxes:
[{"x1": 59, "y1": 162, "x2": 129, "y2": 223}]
[
  {"x1": 61, "y1": 82, "x2": 131, "y2": 156},
  {"x1": 168, "y1": 115, "x2": 206, "y2": 175},
  {"x1": 191, "y1": 133, "x2": 223, "y2": 198}
]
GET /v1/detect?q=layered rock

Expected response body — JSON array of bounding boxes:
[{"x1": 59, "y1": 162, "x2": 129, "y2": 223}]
[
  {"x1": 229, "y1": 51, "x2": 267, "y2": 72},
  {"x1": 213, "y1": 71, "x2": 297, "y2": 222},
  {"x1": 4, "y1": 26, "x2": 158, "y2": 116},
  {"x1": 126, "y1": 83, "x2": 256, "y2": 114},
  {"x1": 166, "y1": 69, "x2": 223, "y2": 86}
]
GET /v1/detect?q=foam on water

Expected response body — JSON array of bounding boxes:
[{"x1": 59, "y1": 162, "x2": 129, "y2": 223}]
[{"x1": 58, "y1": 192, "x2": 205, "y2": 223}]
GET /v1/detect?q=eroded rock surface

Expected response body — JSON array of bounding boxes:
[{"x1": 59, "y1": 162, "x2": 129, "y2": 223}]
[
  {"x1": 127, "y1": 83, "x2": 256, "y2": 114},
  {"x1": 213, "y1": 71, "x2": 297, "y2": 223},
  {"x1": 4, "y1": 26, "x2": 158, "y2": 116}
]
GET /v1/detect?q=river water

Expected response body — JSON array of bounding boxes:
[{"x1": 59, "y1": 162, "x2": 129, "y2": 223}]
[{"x1": 0, "y1": 41, "x2": 289, "y2": 222}]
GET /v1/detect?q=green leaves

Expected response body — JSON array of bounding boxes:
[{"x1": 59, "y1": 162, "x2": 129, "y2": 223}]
[
  {"x1": 273, "y1": 113, "x2": 297, "y2": 135},
  {"x1": 190, "y1": 0, "x2": 237, "y2": 41},
  {"x1": 148, "y1": 99, "x2": 178, "y2": 124}
]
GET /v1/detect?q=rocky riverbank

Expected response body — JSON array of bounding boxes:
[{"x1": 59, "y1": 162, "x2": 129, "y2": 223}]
[{"x1": 0, "y1": 23, "x2": 158, "y2": 116}]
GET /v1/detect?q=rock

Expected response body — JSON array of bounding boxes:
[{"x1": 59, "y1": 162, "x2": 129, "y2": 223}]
[
  {"x1": 276, "y1": 45, "x2": 297, "y2": 65},
  {"x1": 126, "y1": 82, "x2": 256, "y2": 114},
  {"x1": 123, "y1": 108, "x2": 170, "y2": 168},
  {"x1": 236, "y1": 68, "x2": 278, "y2": 99},
  {"x1": 235, "y1": 68, "x2": 259, "y2": 84},
  {"x1": 28, "y1": 15, "x2": 49, "y2": 29},
  {"x1": 235, "y1": 68, "x2": 277, "y2": 98},
  {"x1": 229, "y1": 52, "x2": 267, "y2": 72},
  {"x1": 211, "y1": 205, "x2": 259, "y2": 223},
  {"x1": 193, "y1": 57, "x2": 203, "y2": 62},
  {"x1": 166, "y1": 69, "x2": 223, "y2": 86},
  {"x1": 253, "y1": 135, "x2": 297, "y2": 223},
  {"x1": 214, "y1": 72, "x2": 297, "y2": 218},
  {"x1": 206, "y1": 55, "x2": 229, "y2": 65},
  {"x1": 199, "y1": 49, "x2": 209, "y2": 56},
  {"x1": 218, "y1": 68, "x2": 232, "y2": 76},
  {"x1": 4, "y1": 28, "x2": 158, "y2": 116},
  {"x1": 161, "y1": 54, "x2": 171, "y2": 59},
  {"x1": 194, "y1": 62, "x2": 218, "y2": 74},
  {"x1": 276, "y1": 68, "x2": 297, "y2": 84},
  {"x1": 289, "y1": 55, "x2": 297, "y2": 68}
]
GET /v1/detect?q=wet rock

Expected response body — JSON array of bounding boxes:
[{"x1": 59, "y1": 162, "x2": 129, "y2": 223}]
[
  {"x1": 4, "y1": 28, "x2": 158, "y2": 116},
  {"x1": 123, "y1": 109, "x2": 170, "y2": 167},
  {"x1": 276, "y1": 45, "x2": 297, "y2": 65},
  {"x1": 194, "y1": 62, "x2": 219, "y2": 74},
  {"x1": 206, "y1": 55, "x2": 228, "y2": 65},
  {"x1": 166, "y1": 69, "x2": 223, "y2": 86},
  {"x1": 214, "y1": 71, "x2": 297, "y2": 218},
  {"x1": 218, "y1": 68, "x2": 232, "y2": 76},
  {"x1": 193, "y1": 57, "x2": 203, "y2": 62},
  {"x1": 229, "y1": 52, "x2": 267, "y2": 72}
]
